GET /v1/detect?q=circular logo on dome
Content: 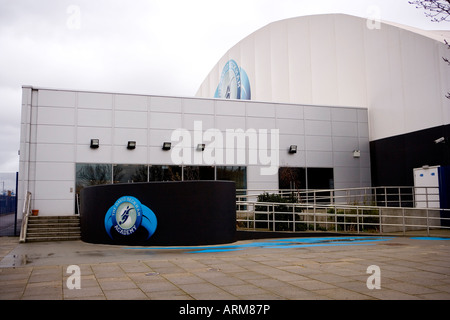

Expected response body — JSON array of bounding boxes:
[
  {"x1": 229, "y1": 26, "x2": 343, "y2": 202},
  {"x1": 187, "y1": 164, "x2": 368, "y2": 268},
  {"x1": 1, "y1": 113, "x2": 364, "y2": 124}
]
[
  {"x1": 214, "y1": 60, "x2": 251, "y2": 100},
  {"x1": 105, "y1": 196, "x2": 157, "y2": 240},
  {"x1": 216, "y1": 60, "x2": 241, "y2": 99}
]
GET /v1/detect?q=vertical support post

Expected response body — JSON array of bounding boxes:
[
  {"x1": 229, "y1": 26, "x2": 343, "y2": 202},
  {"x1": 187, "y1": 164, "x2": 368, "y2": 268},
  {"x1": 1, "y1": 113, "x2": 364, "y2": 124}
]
[
  {"x1": 402, "y1": 208, "x2": 406, "y2": 236},
  {"x1": 357, "y1": 207, "x2": 360, "y2": 234},
  {"x1": 14, "y1": 171, "x2": 18, "y2": 236},
  {"x1": 272, "y1": 203, "x2": 275, "y2": 232},
  {"x1": 379, "y1": 207, "x2": 382, "y2": 235},
  {"x1": 335, "y1": 206, "x2": 338, "y2": 232}
]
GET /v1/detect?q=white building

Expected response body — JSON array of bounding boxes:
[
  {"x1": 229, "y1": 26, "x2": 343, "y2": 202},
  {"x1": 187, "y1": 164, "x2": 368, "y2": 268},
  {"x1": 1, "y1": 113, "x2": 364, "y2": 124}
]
[
  {"x1": 19, "y1": 14, "x2": 450, "y2": 217},
  {"x1": 197, "y1": 14, "x2": 450, "y2": 188},
  {"x1": 19, "y1": 86, "x2": 369, "y2": 216}
]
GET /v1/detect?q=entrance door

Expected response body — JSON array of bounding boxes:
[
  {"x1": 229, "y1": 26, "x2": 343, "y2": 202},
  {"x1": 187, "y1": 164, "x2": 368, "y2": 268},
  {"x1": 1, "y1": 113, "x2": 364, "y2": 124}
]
[{"x1": 413, "y1": 166, "x2": 440, "y2": 208}]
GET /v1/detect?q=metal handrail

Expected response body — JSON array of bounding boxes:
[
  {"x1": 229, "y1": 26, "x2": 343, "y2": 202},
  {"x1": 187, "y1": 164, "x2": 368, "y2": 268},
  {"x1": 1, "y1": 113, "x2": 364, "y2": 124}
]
[
  {"x1": 236, "y1": 199, "x2": 450, "y2": 236},
  {"x1": 19, "y1": 191, "x2": 31, "y2": 243},
  {"x1": 236, "y1": 186, "x2": 441, "y2": 208}
]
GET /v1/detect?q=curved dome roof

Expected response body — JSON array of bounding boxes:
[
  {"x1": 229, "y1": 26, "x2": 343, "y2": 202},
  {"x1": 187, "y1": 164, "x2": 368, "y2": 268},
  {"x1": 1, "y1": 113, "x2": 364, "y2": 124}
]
[{"x1": 196, "y1": 14, "x2": 450, "y2": 141}]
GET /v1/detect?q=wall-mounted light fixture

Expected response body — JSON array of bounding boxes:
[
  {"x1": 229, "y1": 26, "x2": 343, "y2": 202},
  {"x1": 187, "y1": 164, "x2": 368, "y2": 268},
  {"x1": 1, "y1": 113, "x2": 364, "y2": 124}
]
[
  {"x1": 162, "y1": 142, "x2": 171, "y2": 150},
  {"x1": 197, "y1": 143, "x2": 205, "y2": 151},
  {"x1": 127, "y1": 141, "x2": 136, "y2": 150},
  {"x1": 289, "y1": 145, "x2": 297, "y2": 154},
  {"x1": 435, "y1": 137, "x2": 446, "y2": 144},
  {"x1": 353, "y1": 150, "x2": 361, "y2": 158},
  {"x1": 90, "y1": 139, "x2": 99, "y2": 149}
]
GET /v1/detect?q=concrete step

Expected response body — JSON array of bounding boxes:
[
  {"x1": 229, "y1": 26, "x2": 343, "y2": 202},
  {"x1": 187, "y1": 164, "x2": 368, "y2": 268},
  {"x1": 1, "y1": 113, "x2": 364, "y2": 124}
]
[
  {"x1": 26, "y1": 235, "x2": 81, "y2": 242},
  {"x1": 25, "y1": 215, "x2": 81, "y2": 242}
]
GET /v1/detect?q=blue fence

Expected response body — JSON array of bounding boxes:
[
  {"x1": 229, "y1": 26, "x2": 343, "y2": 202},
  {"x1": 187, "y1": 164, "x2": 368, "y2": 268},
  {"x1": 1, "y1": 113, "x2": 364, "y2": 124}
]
[
  {"x1": 0, "y1": 194, "x2": 16, "y2": 214},
  {"x1": 0, "y1": 172, "x2": 19, "y2": 236}
]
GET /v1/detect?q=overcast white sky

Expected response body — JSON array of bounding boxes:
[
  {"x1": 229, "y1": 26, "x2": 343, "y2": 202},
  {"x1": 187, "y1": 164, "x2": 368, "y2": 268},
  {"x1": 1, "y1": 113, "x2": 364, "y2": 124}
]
[{"x1": 1, "y1": 0, "x2": 449, "y2": 174}]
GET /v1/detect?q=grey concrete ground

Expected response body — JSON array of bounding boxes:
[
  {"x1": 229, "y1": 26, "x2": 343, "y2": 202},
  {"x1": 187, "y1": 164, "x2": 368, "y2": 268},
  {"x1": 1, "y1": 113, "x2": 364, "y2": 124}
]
[{"x1": 1, "y1": 235, "x2": 450, "y2": 300}]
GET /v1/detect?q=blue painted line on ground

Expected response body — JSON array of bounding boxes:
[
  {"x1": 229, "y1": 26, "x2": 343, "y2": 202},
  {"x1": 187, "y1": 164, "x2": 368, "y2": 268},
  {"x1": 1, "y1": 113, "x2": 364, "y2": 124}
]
[{"x1": 124, "y1": 236, "x2": 395, "y2": 253}]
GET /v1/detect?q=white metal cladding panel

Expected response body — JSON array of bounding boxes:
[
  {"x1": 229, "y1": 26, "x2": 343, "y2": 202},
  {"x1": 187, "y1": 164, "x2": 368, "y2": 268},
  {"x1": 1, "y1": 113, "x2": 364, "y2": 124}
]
[
  {"x1": 305, "y1": 136, "x2": 332, "y2": 152},
  {"x1": 36, "y1": 125, "x2": 75, "y2": 144},
  {"x1": 76, "y1": 145, "x2": 112, "y2": 163},
  {"x1": 37, "y1": 89, "x2": 76, "y2": 108},
  {"x1": 332, "y1": 136, "x2": 360, "y2": 152},
  {"x1": 332, "y1": 122, "x2": 358, "y2": 137},
  {"x1": 35, "y1": 162, "x2": 74, "y2": 181},
  {"x1": 279, "y1": 134, "x2": 305, "y2": 150},
  {"x1": 183, "y1": 114, "x2": 215, "y2": 131},
  {"x1": 216, "y1": 100, "x2": 245, "y2": 116},
  {"x1": 149, "y1": 112, "x2": 182, "y2": 130},
  {"x1": 333, "y1": 151, "x2": 360, "y2": 167},
  {"x1": 114, "y1": 128, "x2": 148, "y2": 146},
  {"x1": 77, "y1": 109, "x2": 112, "y2": 127},
  {"x1": 115, "y1": 94, "x2": 148, "y2": 111},
  {"x1": 215, "y1": 115, "x2": 246, "y2": 131},
  {"x1": 359, "y1": 137, "x2": 370, "y2": 153},
  {"x1": 34, "y1": 180, "x2": 74, "y2": 200},
  {"x1": 246, "y1": 102, "x2": 276, "y2": 118},
  {"x1": 358, "y1": 123, "x2": 369, "y2": 138},
  {"x1": 35, "y1": 144, "x2": 74, "y2": 162},
  {"x1": 183, "y1": 98, "x2": 214, "y2": 114},
  {"x1": 113, "y1": 146, "x2": 147, "y2": 164},
  {"x1": 276, "y1": 118, "x2": 304, "y2": 135},
  {"x1": 305, "y1": 151, "x2": 333, "y2": 167},
  {"x1": 279, "y1": 150, "x2": 306, "y2": 168},
  {"x1": 304, "y1": 106, "x2": 331, "y2": 121},
  {"x1": 148, "y1": 129, "x2": 173, "y2": 147},
  {"x1": 276, "y1": 104, "x2": 304, "y2": 119},
  {"x1": 78, "y1": 92, "x2": 113, "y2": 109},
  {"x1": 37, "y1": 107, "x2": 76, "y2": 126},
  {"x1": 246, "y1": 117, "x2": 276, "y2": 130},
  {"x1": 304, "y1": 120, "x2": 332, "y2": 136},
  {"x1": 150, "y1": 96, "x2": 182, "y2": 113},
  {"x1": 331, "y1": 108, "x2": 358, "y2": 122},
  {"x1": 77, "y1": 126, "x2": 112, "y2": 146},
  {"x1": 114, "y1": 110, "x2": 148, "y2": 128},
  {"x1": 334, "y1": 166, "x2": 361, "y2": 185}
]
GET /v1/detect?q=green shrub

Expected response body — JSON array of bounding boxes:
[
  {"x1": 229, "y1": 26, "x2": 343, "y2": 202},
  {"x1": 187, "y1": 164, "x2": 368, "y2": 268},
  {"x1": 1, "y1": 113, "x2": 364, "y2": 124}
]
[{"x1": 255, "y1": 192, "x2": 302, "y2": 231}]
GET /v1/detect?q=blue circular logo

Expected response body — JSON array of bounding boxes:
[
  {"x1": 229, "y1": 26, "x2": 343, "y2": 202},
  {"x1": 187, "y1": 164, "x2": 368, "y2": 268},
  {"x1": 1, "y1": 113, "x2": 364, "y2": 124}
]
[
  {"x1": 105, "y1": 196, "x2": 157, "y2": 240},
  {"x1": 214, "y1": 60, "x2": 251, "y2": 100}
]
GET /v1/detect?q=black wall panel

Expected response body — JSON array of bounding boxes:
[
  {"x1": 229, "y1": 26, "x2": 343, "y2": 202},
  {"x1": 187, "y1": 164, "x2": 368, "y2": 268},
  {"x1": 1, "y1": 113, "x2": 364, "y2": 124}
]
[
  {"x1": 370, "y1": 124, "x2": 450, "y2": 187},
  {"x1": 80, "y1": 181, "x2": 236, "y2": 246}
]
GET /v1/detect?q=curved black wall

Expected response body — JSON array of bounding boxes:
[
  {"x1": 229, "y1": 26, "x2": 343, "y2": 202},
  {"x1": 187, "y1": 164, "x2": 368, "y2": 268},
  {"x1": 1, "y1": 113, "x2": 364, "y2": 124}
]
[{"x1": 80, "y1": 181, "x2": 236, "y2": 246}]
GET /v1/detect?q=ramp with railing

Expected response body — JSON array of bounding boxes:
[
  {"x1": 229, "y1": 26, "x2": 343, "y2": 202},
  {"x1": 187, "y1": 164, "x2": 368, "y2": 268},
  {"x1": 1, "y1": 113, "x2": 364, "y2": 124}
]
[{"x1": 236, "y1": 187, "x2": 450, "y2": 236}]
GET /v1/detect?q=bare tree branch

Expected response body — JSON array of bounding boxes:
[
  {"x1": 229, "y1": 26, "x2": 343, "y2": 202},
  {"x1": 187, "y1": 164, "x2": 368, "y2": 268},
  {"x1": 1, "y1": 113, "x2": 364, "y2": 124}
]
[
  {"x1": 409, "y1": 0, "x2": 450, "y2": 22},
  {"x1": 410, "y1": 1, "x2": 450, "y2": 98}
]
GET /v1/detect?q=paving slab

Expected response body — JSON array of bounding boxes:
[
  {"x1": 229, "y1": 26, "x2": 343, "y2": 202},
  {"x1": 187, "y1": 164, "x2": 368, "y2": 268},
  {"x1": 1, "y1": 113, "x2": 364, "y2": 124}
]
[{"x1": 1, "y1": 235, "x2": 450, "y2": 303}]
